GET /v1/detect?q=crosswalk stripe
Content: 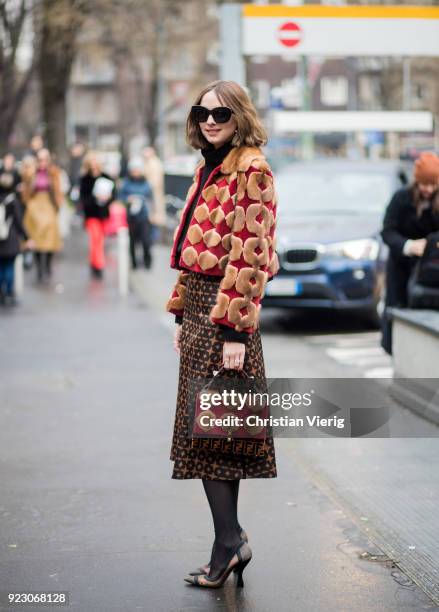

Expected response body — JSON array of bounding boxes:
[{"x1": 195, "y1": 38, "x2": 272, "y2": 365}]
[
  {"x1": 364, "y1": 367, "x2": 393, "y2": 378},
  {"x1": 308, "y1": 333, "x2": 381, "y2": 346},
  {"x1": 326, "y1": 347, "x2": 386, "y2": 360},
  {"x1": 311, "y1": 334, "x2": 393, "y2": 378}
]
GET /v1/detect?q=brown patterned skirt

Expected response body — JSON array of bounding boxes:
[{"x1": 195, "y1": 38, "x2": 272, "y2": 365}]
[{"x1": 170, "y1": 271, "x2": 277, "y2": 480}]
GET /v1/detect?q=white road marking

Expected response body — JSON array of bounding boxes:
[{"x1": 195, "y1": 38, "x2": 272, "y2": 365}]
[
  {"x1": 308, "y1": 333, "x2": 393, "y2": 378},
  {"x1": 307, "y1": 333, "x2": 381, "y2": 346},
  {"x1": 326, "y1": 347, "x2": 385, "y2": 360},
  {"x1": 364, "y1": 367, "x2": 394, "y2": 378}
]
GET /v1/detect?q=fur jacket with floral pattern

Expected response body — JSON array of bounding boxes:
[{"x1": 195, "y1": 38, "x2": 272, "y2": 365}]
[{"x1": 165, "y1": 144, "x2": 279, "y2": 334}]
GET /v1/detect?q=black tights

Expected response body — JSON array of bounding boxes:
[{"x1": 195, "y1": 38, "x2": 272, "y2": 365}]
[
  {"x1": 202, "y1": 479, "x2": 243, "y2": 579},
  {"x1": 35, "y1": 252, "x2": 53, "y2": 280}
]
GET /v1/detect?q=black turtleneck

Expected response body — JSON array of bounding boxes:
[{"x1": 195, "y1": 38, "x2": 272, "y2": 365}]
[
  {"x1": 174, "y1": 139, "x2": 248, "y2": 343},
  {"x1": 175, "y1": 139, "x2": 234, "y2": 265}
]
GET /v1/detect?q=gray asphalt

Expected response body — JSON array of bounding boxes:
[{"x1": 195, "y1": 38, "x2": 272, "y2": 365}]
[{"x1": 0, "y1": 230, "x2": 437, "y2": 611}]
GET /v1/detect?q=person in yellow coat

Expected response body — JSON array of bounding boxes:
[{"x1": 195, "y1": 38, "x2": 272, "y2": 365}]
[{"x1": 22, "y1": 149, "x2": 63, "y2": 281}]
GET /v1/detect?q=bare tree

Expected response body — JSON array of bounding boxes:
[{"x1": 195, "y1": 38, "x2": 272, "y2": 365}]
[
  {"x1": 0, "y1": 0, "x2": 35, "y2": 153},
  {"x1": 96, "y1": 0, "x2": 218, "y2": 153},
  {"x1": 2, "y1": 0, "x2": 218, "y2": 159},
  {"x1": 38, "y1": 0, "x2": 86, "y2": 164}
]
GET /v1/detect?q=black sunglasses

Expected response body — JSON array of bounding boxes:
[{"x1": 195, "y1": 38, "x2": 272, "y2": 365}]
[{"x1": 191, "y1": 105, "x2": 233, "y2": 124}]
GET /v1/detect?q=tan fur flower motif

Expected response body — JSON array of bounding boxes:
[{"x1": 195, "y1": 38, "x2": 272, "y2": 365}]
[
  {"x1": 243, "y1": 237, "x2": 269, "y2": 266},
  {"x1": 220, "y1": 264, "x2": 239, "y2": 290},
  {"x1": 194, "y1": 203, "x2": 210, "y2": 223},
  {"x1": 245, "y1": 203, "x2": 270, "y2": 237},
  {"x1": 231, "y1": 206, "x2": 246, "y2": 232},
  {"x1": 182, "y1": 246, "x2": 198, "y2": 267},
  {"x1": 235, "y1": 268, "x2": 267, "y2": 298},
  {"x1": 228, "y1": 298, "x2": 257, "y2": 331},
  {"x1": 198, "y1": 251, "x2": 218, "y2": 270},
  {"x1": 187, "y1": 224, "x2": 203, "y2": 245},
  {"x1": 210, "y1": 292, "x2": 230, "y2": 319},
  {"x1": 229, "y1": 236, "x2": 243, "y2": 261},
  {"x1": 218, "y1": 254, "x2": 229, "y2": 270},
  {"x1": 201, "y1": 184, "x2": 218, "y2": 203},
  {"x1": 221, "y1": 233, "x2": 231, "y2": 250},
  {"x1": 202, "y1": 228, "x2": 222, "y2": 248},
  {"x1": 209, "y1": 206, "x2": 225, "y2": 225},
  {"x1": 217, "y1": 186, "x2": 231, "y2": 204},
  {"x1": 165, "y1": 271, "x2": 189, "y2": 312},
  {"x1": 246, "y1": 171, "x2": 273, "y2": 202}
]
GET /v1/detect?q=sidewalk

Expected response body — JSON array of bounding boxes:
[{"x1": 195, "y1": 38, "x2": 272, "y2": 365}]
[{"x1": 0, "y1": 232, "x2": 437, "y2": 611}]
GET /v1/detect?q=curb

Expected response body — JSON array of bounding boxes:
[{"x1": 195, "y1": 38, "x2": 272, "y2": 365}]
[{"x1": 389, "y1": 378, "x2": 439, "y2": 427}]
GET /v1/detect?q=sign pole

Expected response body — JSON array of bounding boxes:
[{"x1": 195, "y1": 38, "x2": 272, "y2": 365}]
[
  {"x1": 220, "y1": 4, "x2": 246, "y2": 86},
  {"x1": 300, "y1": 55, "x2": 314, "y2": 160},
  {"x1": 402, "y1": 58, "x2": 411, "y2": 111}
]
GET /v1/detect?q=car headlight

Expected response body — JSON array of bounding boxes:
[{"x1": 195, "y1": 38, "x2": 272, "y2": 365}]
[{"x1": 325, "y1": 238, "x2": 379, "y2": 260}]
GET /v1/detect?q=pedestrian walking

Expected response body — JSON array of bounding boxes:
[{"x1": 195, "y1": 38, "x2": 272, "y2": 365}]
[
  {"x1": 0, "y1": 192, "x2": 34, "y2": 305},
  {"x1": 380, "y1": 151, "x2": 439, "y2": 354},
  {"x1": 0, "y1": 153, "x2": 34, "y2": 304},
  {"x1": 165, "y1": 80, "x2": 279, "y2": 589},
  {"x1": 79, "y1": 152, "x2": 114, "y2": 279},
  {"x1": 0, "y1": 153, "x2": 21, "y2": 198},
  {"x1": 68, "y1": 143, "x2": 85, "y2": 196},
  {"x1": 143, "y1": 146, "x2": 166, "y2": 227},
  {"x1": 21, "y1": 148, "x2": 63, "y2": 282},
  {"x1": 26, "y1": 134, "x2": 44, "y2": 160},
  {"x1": 118, "y1": 157, "x2": 154, "y2": 269}
]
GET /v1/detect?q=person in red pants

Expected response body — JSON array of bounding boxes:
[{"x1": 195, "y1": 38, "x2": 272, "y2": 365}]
[{"x1": 79, "y1": 152, "x2": 114, "y2": 278}]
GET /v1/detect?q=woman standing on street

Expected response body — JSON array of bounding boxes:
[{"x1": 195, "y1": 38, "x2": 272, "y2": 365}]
[
  {"x1": 22, "y1": 148, "x2": 63, "y2": 282},
  {"x1": 79, "y1": 152, "x2": 113, "y2": 279},
  {"x1": 165, "y1": 80, "x2": 279, "y2": 589},
  {"x1": 380, "y1": 151, "x2": 439, "y2": 354}
]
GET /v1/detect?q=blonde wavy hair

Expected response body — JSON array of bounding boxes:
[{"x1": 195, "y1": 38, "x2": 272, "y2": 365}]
[
  {"x1": 186, "y1": 80, "x2": 268, "y2": 150},
  {"x1": 81, "y1": 150, "x2": 102, "y2": 176}
]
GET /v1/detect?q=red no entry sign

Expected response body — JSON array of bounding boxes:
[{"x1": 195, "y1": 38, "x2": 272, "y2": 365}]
[{"x1": 278, "y1": 21, "x2": 303, "y2": 48}]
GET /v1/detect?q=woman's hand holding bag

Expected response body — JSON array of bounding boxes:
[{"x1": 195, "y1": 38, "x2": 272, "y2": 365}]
[{"x1": 223, "y1": 341, "x2": 245, "y2": 370}]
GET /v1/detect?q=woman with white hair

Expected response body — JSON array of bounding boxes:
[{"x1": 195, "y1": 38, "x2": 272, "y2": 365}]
[{"x1": 118, "y1": 157, "x2": 154, "y2": 269}]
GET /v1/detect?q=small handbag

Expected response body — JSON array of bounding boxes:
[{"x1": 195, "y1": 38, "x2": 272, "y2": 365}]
[{"x1": 190, "y1": 366, "x2": 270, "y2": 457}]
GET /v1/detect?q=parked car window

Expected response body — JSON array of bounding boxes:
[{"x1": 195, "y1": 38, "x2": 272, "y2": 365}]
[{"x1": 276, "y1": 171, "x2": 394, "y2": 216}]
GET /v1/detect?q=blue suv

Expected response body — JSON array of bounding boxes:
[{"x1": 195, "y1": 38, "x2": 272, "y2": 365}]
[{"x1": 263, "y1": 159, "x2": 412, "y2": 327}]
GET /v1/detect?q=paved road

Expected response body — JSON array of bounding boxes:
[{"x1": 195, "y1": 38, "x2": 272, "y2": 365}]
[{"x1": 0, "y1": 231, "x2": 438, "y2": 611}]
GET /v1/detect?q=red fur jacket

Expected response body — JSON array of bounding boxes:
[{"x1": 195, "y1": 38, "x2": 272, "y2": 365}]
[{"x1": 165, "y1": 145, "x2": 279, "y2": 334}]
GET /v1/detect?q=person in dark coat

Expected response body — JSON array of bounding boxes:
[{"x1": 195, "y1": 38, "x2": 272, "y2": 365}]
[
  {"x1": 0, "y1": 193, "x2": 34, "y2": 305},
  {"x1": 68, "y1": 142, "x2": 85, "y2": 210},
  {"x1": 79, "y1": 152, "x2": 114, "y2": 278},
  {"x1": 0, "y1": 153, "x2": 20, "y2": 199},
  {"x1": 117, "y1": 157, "x2": 154, "y2": 269},
  {"x1": 0, "y1": 153, "x2": 33, "y2": 303},
  {"x1": 380, "y1": 152, "x2": 439, "y2": 354}
]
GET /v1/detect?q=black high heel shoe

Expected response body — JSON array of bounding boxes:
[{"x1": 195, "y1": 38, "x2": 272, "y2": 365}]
[
  {"x1": 188, "y1": 528, "x2": 248, "y2": 576},
  {"x1": 184, "y1": 540, "x2": 252, "y2": 589}
]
